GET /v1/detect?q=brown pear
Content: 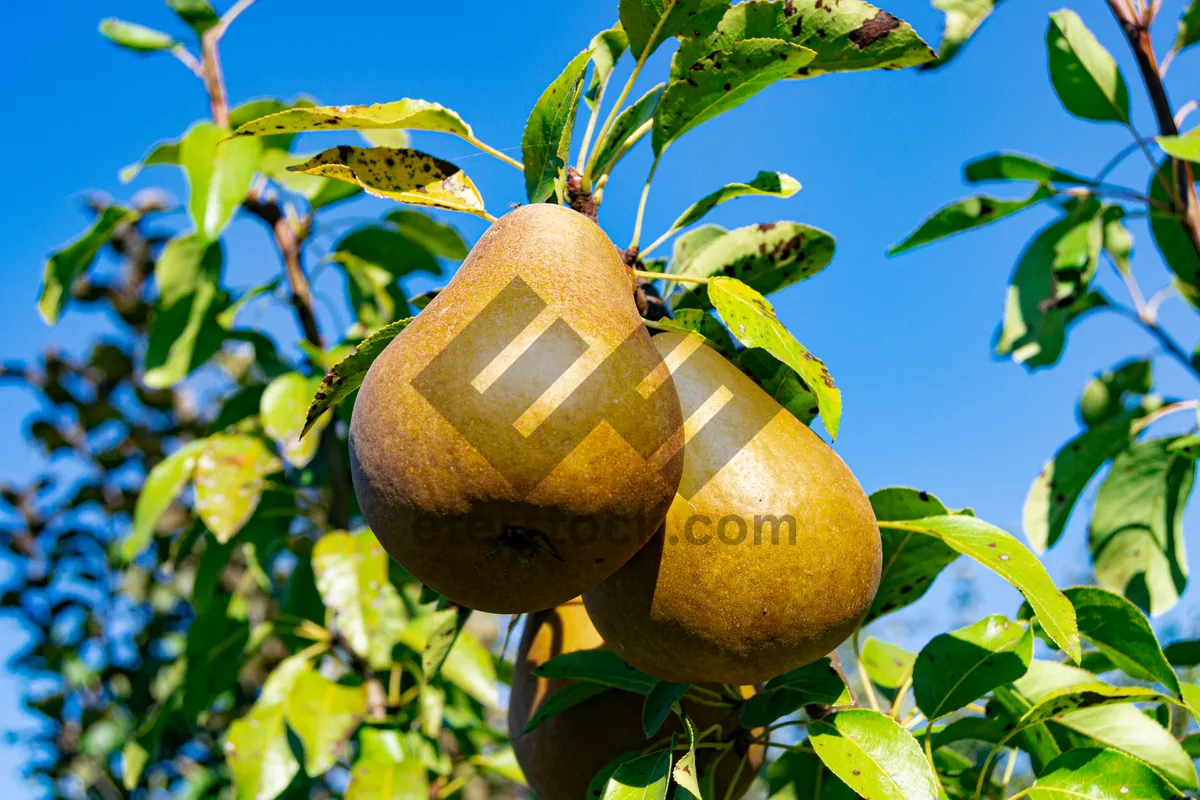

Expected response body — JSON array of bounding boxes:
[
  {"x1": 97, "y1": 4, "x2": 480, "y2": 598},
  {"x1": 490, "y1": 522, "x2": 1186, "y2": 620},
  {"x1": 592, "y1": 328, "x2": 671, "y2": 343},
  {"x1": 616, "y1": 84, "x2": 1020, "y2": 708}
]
[
  {"x1": 584, "y1": 333, "x2": 881, "y2": 685},
  {"x1": 508, "y1": 599, "x2": 763, "y2": 800},
  {"x1": 349, "y1": 204, "x2": 683, "y2": 613}
]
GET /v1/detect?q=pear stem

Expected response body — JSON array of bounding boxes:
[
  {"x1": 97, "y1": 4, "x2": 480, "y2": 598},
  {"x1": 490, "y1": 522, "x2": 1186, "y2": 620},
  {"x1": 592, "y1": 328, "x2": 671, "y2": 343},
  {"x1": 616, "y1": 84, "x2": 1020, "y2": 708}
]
[
  {"x1": 466, "y1": 136, "x2": 524, "y2": 171},
  {"x1": 632, "y1": 269, "x2": 706, "y2": 285}
]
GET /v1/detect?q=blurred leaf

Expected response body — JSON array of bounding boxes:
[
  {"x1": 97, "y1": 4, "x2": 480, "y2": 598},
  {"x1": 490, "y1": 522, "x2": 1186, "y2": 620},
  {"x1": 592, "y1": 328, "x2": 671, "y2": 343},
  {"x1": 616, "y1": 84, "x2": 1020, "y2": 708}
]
[
  {"x1": 995, "y1": 215, "x2": 1081, "y2": 369},
  {"x1": 859, "y1": 638, "x2": 916, "y2": 695},
  {"x1": 226, "y1": 704, "x2": 299, "y2": 800},
  {"x1": 181, "y1": 122, "x2": 263, "y2": 241},
  {"x1": 123, "y1": 439, "x2": 208, "y2": 561},
  {"x1": 768, "y1": 748, "x2": 857, "y2": 800},
  {"x1": 590, "y1": 83, "x2": 663, "y2": 179},
  {"x1": 1023, "y1": 413, "x2": 1137, "y2": 553},
  {"x1": 1077, "y1": 360, "x2": 1151, "y2": 428},
  {"x1": 600, "y1": 747, "x2": 671, "y2": 800},
  {"x1": 193, "y1": 435, "x2": 282, "y2": 542},
  {"x1": 284, "y1": 670, "x2": 368, "y2": 776},
  {"x1": 536, "y1": 650, "x2": 658, "y2": 694},
  {"x1": 654, "y1": 39, "x2": 815, "y2": 156},
  {"x1": 469, "y1": 746, "x2": 526, "y2": 785},
  {"x1": 808, "y1": 709, "x2": 937, "y2": 800},
  {"x1": 673, "y1": 2, "x2": 935, "y2": 79},
  {"x1": 880, "y1": 514, "x2": 1080, "y2": 660},
  {"x1": 1046, "y1": 10, "x2": 1129, "y2": 123},
  {"x1": 1149, "y1": 159, "x2": 1200, "y2": 292},
  {"x1": 926, "y1": 0, "x2": 999, "y2": 67},
  {"x1": 1090, "y1": 437, "x2": 1193, "y2": 617},
  {"x1": 288, "y1": 146, "x2": 488, "y2": 218},
  {"x1": 1159, "y1": 132, "x2": 1200, "y2": 163},
  {"x1": 346, "y1": 728, "x2": 428, "y2": 800},
  {"x1": 889, "y1": 185, "x2": 1050, "y2": 254},
  {"x1": 420, "y1": 605, "x2": 470, "y2": 684},
  {"x1": 120, "y1": 139, "x2": 181, "y2": 182},
  {"x1": 312, "y1": 530, "x2": 406, "y2": 669},
  {"x1": 1061, "y1": 586, "x2": 1180, "y2": 695},
  {"x1": 261, "y1": 373, "x2": 329, "y2": 468},
  {"x1": 383, "y1": 209, "x2": 468, "y2": 259},
  {"x1": 442, "y1": 630, "x2": 499, "y2": 707},
  {"x1": 38, "y1": 205, "x2": 136, "y2": 324},
  {"x1": 334, "y1": 225, "x2": 444, "y2": 279},
  {"x1": 672, "y1": 716, "x2": 701, "y2": 799},
  {"x1": 304, "y1": 317, "x2": 414, "y2": 435},
  {"x1": 865, "y1": 488, "x2": 961, "y2": 623},
  {"x1": 1177, "y1": 0, "x2": 1200, "y2": 51},
  {"x1": 741, "y1": 657, "x2": 847, "y2": 727},
  {"x1": 913, "y1": 615, "x2": 1032, "y2": 720},
  {"x1": 709, "y1": 276, "x2": 841, "y2": 437},
  {"x1": 1164, "y1": 639, "x2": 1200, "y2": 666},
  {"x1": 965, "y1": 152, "x2": 1094, "y2": 186},
  {"x1": 642, "y1": 682, "x2": 688, "y2": 737},
  {"x1": 673, "y1": 221, "x2": 834, "y2": 309},
  {"x1": 184, "y1": 592, "x2": 250, "y2": 719},
  {"x1": 1101, "y1": 204, "x2": 1134, "y2": 273},
  {"x1": 666, "y1": 171, "x2": 801, "y2": 235},
  {"x1": 1028, "y1": 748, "x2": 1185, "y2": 800},
  {"x1": 144, "y1": 232, "x2": 227, "y2": 388},
  {"x1": 523, "y1": 681, "x2": 607, "y2": 733},
  {"x1": 167, "y1": 0, "x2": 220, "y2": 34},
  {"x1": 620, "y1": 0, "x2": 727, "y2": 59},
  {"x1": 99, "y1": 18, "x2": 177, "y2": 51},
  {"x1": 522, "y1": 48, "x2": 590, "y2": 203}
]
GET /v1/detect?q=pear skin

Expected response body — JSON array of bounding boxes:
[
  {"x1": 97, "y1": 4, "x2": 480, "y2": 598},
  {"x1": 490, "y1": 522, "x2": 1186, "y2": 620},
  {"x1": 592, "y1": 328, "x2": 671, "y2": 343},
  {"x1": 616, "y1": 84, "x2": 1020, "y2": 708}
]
[
  {"x1": 508, "y1": 599, "x2": 763, "y2": 800},
  {"x1": 584, "y1": 333, "x2": 881, "y2": 685},
  {"x1": 349, "y1": 204, "x2": 683, "y2": 613}
]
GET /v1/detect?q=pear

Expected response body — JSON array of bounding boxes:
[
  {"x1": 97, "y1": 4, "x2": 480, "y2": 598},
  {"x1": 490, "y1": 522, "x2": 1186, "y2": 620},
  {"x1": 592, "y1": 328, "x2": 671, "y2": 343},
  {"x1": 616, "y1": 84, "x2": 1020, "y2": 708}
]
[
  {"x1": 349, "y1": 204, "x2": 683, "y2": 613},
  {"x1": 508, "y1": 599, "x2": 763, "y2": 800},
  {"x1": 584, "y1": 333, "x2": 881, "y2": 685}
]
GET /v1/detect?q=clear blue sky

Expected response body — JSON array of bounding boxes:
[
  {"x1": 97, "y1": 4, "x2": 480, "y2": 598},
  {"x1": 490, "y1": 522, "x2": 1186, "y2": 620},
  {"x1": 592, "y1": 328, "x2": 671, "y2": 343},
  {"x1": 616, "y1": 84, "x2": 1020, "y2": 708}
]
[{"x1": 3, "y1": 0, "x2": 1199, "y2": 794}]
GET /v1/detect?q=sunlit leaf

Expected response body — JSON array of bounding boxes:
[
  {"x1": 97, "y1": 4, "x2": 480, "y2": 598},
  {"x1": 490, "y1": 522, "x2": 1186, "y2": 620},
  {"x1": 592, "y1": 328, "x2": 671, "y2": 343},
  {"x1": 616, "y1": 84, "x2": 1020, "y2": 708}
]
[
  {"x1": 865, "y1": 488, "x2": 960, "y2": 623},
  {"x1": 38, "y1": 205, "x2": 137, "y2": 324},
  {"x1": 666, "y1": 171, "x2": 801, "y2": 235},
  {"x1": 122, "y1": 439, "x2": 208, "y2": 562},
  {"x1": 522, "y1": 49, "x2": 590, "y2": 203},
  {"x1": 964, "y1": 152, "x2": 1094, "y2": 186},
  {"x1": 312, "y1": 530, "x2": 406, "y2": 669},
  {"x1": 741, "y1": 657, "x2": 848, "y2": 727},
  {"x1": 284, "y1": 669, "x2": 368, "y2": 776},
  {"x1": 600, "y1": 747, "x2": 671, "y2": 800},
  {"x1": 1046, "y1": 10, "x2": 1129, "y2": 123},
  {"x1": 232, "y1": 99, "x2": 475, "y2": 142},
  {"x1": 181, "y1": 122, "x2": 262, "y2": 242},
  {"x1": 1060, "y1": 586, "x2": 1180, "y2": 695},
  {"x1": 226, "y1": 704, "x2": 299, "y2": 800},
  {"x1": 590, "y1": 83, "x2": 663, "y2": 179},
  {"x1": 620, "y1": 0, "x2": 728, "y2": 59},
  {"x1": 913, "y1": 615, "x2": 1033, "y2": 720},
  {"x1": 99, "y1": 18, "x2": 177, "y2": 52},
  {"x1": 889, "y1": 185, "x2": 1050, "y2": 254},
  {"x1": 926, "y1": 0, "x2": 999, "y2": 67},
  {"x1": 303, "y1": 318, "x2": 414, "y2": 435},
  {"x1": 808, "y1": 709, "x2": 937, "y2": 800},
  {"x1": 1028, "y1": 747, "x2": 1185, "y2": 800},
  {"x1": 193, "y1": 435, "x2": 282, "y2": 542},
  {"x1": 346, "y1": 728, "x2": 429, "y2": 800}
]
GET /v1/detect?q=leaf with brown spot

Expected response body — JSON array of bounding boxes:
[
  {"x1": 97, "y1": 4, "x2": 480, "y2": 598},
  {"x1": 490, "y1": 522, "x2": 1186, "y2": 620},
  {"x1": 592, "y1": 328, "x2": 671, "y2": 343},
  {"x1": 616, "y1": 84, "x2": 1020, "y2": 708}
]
[
  {"x1": 663, "y1": 171, "x2": 801, "y2": 236},
  {"x1": 1019, "y1": 683, "x2": 1173, "y2": 727},
  {"x1": 287, "y1": 146, "x2": 488, "y2": 218},
  {"x1": 302, "y1": 317, "x2": 414, "y2": 437},
  {"x1": 620, "y1": 0, "x2": 729, "y2": 59},
  {"x1": 521, "y1": 48, "x2": 590, "y2": 203},
  {"x1": 707, "y1": 276, "x2": 842, "y2": 437},
  {"x1": 889, "y1": 184, "x2": 1051, "y2": 254},
  {"x1": 230, "y1": 98, "x2": 479, "y2": 143},
  {"x1": 672, "y1": 1, "x2": 933, "y2": 81}
]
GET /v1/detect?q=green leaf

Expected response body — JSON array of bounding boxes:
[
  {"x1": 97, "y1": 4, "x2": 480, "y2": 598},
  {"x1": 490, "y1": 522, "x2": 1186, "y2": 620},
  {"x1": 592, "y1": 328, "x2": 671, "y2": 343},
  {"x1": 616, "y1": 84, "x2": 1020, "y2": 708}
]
[
  {"x1": 964, "y1": 153, "x2": 1094, "y2": 186},
  {"x1": 284, "y1": 670, "x2": 368, "y2": 776},
  {"x1": 865, "y1": 488, "x2": 960, "y2": 623},
  {"x1": 708, "y1": 276, "x2": 841, "y2": 437},
  {"x1": 808, "y1": 709, "x2": 938, "y2": 800},
  {"x1": 880, "y1": 514, "x2": 1080, "y2": 660},
  {"x1": 654, "y1": 38, "x2": 815, "y2": 156},
  {"x1": 736, "y1": 346, "x2": 819, "y2": 426},
  {"x1": 287, "y1": 146, "x2": 488, "y2": 218},
  {"x1": 666, "y1": 171, "x2": 802, "y2": 236},
  {"x1": 1061, "y1": 586, "x2": 1181, "y2": 696},
  {"x1": 601, "y1": 747, "x2": 671, "y2": 800},
  {"x1": 193, "y1": 435, "x2": 282, "y2": 543},
  {"x1": 859, "y1": 637, "x2": 916, "y2": 696},
  {"x1": 1020, "y1": 683, "x2": 1172, "y2": 727},
  {"x1": 184, "y1": 592, "x2": 250, "y2": 719},
  {"x1": 231, "y1": 99, "x2": 481, "y2": 144},
  {"x1": 741, "y1": 657, "x2": 848, "y2": 727},
  {"x1": 1148, "y1": 159, "x2": 1200, "y2": 292},
  {"x1": 620, "y1": 0, "x2": 728, "y2": 59},
  {"x1": 260, "y1": 148, "x2": 363, "y2": 209},
  {"x1": 926, "y1": 0, "x2": 999, "y2": 67},
  {"x1": 1046, "y1": 10, "x2": 1130, "y2": 123},
  {"x1": 469, "y1": 746, "x2": 526, "y2": 786},
  {"x1": 672, "y1": 222, "x2": 835, "y2": 309},
  {"x1": 99, "y1": 18, "x2": 177, "y2": 52},
  {"x1": 167, "y1": 0, "x2": 220, "y2": 34},
  {"x1": 889, "y1": 185, "x2": 1050, "y2": 254},
  {"x1": 417, "y1": 603, "x2": 470, "y2": 685},
  {"x1": 1164, "y1": 639, "x2": 1200, "y2": 666},
  {"x1": 523, "y1": 681, "x2": 608, "y2": 733},
  {"x1": 38, "y1": 205, "x2": 137, "y2": 324},
  {"x1": 1028, "y1": 748, "x2": 1186, "y2": 800},
  {"x1": 304, "y1": 317, "x2": 413, "y2": 435},
  {"x1": 383, "y1": 210, "x2": 468, "y2": 260},
  {"x1": 120, "y1": 139, "x2": 181, "y2": 183},
  {"x1": 1177, "y1": 0, "x2": 1200, "y2": 52},
  {"x1": 587, "y1": 24, "x2": 629, "y2": 106},
  {"x1": 768, "y1": 748, "x2": 856, "y2": 800},
  {"x1": 441, "y1": 629, "x2": 498, "y2": 707},
  {"x1": 668, "y1": 224, "x2": 726, "y2": 279},
  {"x1": 261, "y1": 373, "x2": 329, "y2": 468},
  {"x1": 1159, "y1": 132, "x2": 1200, "y2": 164},
  {"x1": 346, "y1": 728, "x2": 429, "y2": 800},
  {"x1": 1091, "y1": 437, "x2": 1193, "y2": 617},
  {"x1": 590, "y1": 83, "x2": 663, "y2": 178},
  {"x1": 181, "y1": 122, "x2": 262, "y2": 242},
  {"x1": 312, "y1": 530, "x2": 406, "y2": 669},
  {"x1": 522, "y1": 48, "x2": 590, "y2": 203},
  {"x1": 535, "y1": 649, "x2": 658, "y2": 694},
  {"x1": 647, "y1": 309, "x2": 737, "y2": 356},
  {"x1": 122, "y1": 740, "x2": 149, "y2": 790},
  {"x1": 643, "y1": 682, "x2": 689, "y2": 737},
  {"x1": 144, "y1": 232, "x2": 227, "y2": 388},
  {"x1": 913, "y1": 615, "x2": 1033, "y2": 720},
  {"x1": 673, "y1": 2, "x2": 935, "y2": 80},
  {"x1": 226, "y1": 704, "x2": 299, "y2": 800},
  {"x1": 122, "y1": 439, "x2": 208, "y2": 561},
  {"x1": 1077, "y1": 360, "x2": 1152, "y2": 428},
  {"x1": 1023, "y1": 414, "x2": 1137, "y2": 553}
]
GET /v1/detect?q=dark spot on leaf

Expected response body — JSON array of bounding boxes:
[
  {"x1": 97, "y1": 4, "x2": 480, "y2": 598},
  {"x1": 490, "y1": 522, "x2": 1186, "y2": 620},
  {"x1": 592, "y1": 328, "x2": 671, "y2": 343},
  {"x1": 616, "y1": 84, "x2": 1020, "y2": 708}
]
[
  {"x1": 848, "y1": 11, "x2": 901, "y2": 50},
  {"x1": 918, "y1": 491, "x2": 929, "y2": 501},
  {"x1": 724, "y1": 82, "x2": 732, "y2": 91},
  {"x1": 758, "y1": 222, "x2": 777, "y2": 232}
]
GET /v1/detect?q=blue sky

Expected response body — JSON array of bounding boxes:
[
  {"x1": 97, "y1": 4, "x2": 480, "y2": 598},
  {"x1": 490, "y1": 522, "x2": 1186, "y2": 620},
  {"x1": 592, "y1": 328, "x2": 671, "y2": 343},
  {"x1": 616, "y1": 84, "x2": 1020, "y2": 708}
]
[{"x1": 3, "y1": 0, "x2": 1200, "y2": 794}]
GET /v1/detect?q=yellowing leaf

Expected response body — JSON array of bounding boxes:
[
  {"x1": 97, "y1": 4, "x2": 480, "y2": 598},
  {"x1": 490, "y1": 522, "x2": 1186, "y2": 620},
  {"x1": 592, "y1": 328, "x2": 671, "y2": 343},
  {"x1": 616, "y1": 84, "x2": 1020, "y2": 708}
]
[
  {"x1": 283, "y1": 670, "x2": 368, "y2": 776},
  {"x1": 231, "y1": 99, "x2": 473, "y2": 140},
  {"x1": 261, "y1": 372, "x2": 329, "y2": 468},
  {"x1": 287, "y1": 146, "x2": 488, "y2": 218},
  {"x1": 193, "y1": 435, "x2": 282, "y2": 542}
]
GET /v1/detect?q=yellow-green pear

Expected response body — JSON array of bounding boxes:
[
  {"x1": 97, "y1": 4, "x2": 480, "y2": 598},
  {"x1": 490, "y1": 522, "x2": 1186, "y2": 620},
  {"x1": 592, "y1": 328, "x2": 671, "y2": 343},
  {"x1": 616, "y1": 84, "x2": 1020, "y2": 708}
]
[
  {"x1": 584, "y1": 333, "x2": 881, "y2": 684},
  {"x1": 349, "y1": 204, "x2": 683, "y2": 613}
]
